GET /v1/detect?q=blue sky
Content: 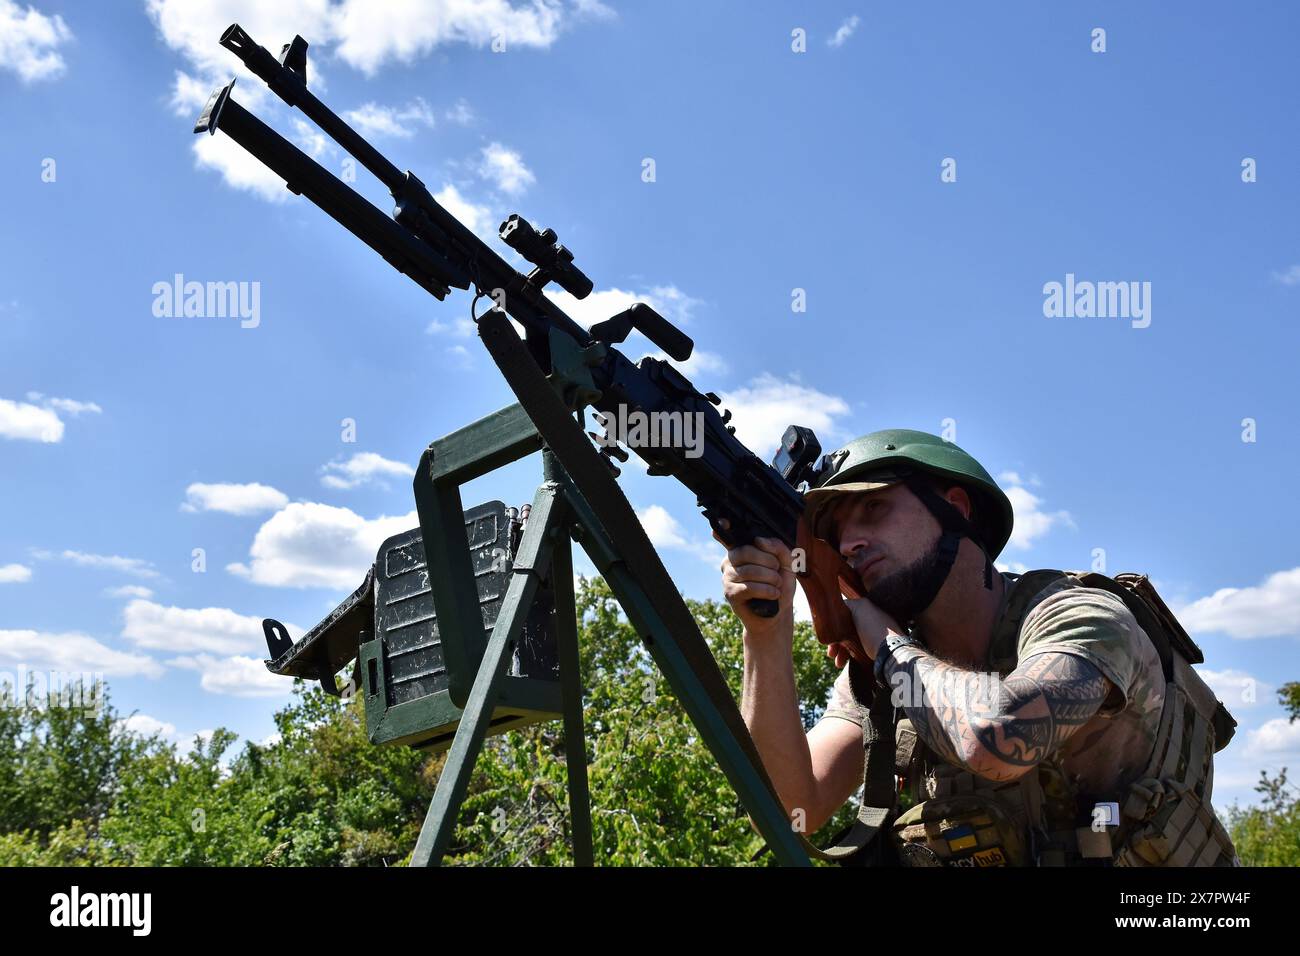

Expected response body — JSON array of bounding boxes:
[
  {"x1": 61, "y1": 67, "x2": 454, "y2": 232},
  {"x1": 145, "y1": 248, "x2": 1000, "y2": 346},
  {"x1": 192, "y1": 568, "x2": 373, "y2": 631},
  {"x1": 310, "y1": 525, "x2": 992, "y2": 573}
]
[{"x1": 1, "y1": 0, "x2": 1297, "y2": 813}]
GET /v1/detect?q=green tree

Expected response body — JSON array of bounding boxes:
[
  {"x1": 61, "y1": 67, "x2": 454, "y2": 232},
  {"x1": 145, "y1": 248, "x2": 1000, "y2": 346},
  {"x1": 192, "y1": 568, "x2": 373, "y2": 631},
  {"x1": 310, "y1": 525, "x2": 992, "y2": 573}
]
[
  {"x1": 0, "y1": 577, "x2": 858, "y2": 866},
  {"x1": 1225, "y1": 768, "x2": 1300, "y2": 866},
  {"x1": 429, "y1": 576, "x2": 856, "y2": 865},
  {"x1": 1279, "y1": 681, "x2": 1300, "y2": 721},
  {"x1": 0, "y1": 679, "x2": 148, "y2": 865},
  {"x1": 8, "y1": 586, "x2": 1296, "y2": 866},
  {"x1": 1224, "y1": 681, "x2": 1300, "y2": 866}
]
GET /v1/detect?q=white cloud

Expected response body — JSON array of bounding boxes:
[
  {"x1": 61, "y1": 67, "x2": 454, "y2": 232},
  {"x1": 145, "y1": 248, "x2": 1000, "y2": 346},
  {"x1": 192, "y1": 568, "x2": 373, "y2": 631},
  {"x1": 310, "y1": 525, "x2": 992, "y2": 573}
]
[
  {"x1": 637, "y1": 504, "x2": 720, "y2": 563},
  {"x1": 1195, "y1": 667, "x2": 1266, "y2": 709},
  {"x1": 1244, "y1": 717, "x2": 1300, "y2": 756},
  {"x1": 1, "y1": 393, "x2": 101, "y2": 443},
  {"x1": 0, "y1": 629, "x2": 163, "y2": 678},
  {"x1": 571, "y1": 0, "x2": 616, "y2": 20},
  {"x1": 998, "y1": 475, "x2": 1074, "y2": 551},
  {"x1": 451, "y1": 281, "x2": 721, "y2": 377},
  {"x1": 167, "y1": 653, "x2": 293, "y2": 697},
  {"x1": 0, "y1": 0, "x2": 72, "y2": 83},
  {"x1": 146, "y1": 0, "x2": 333, "y2": 115},
  {"x1": 292, "y1": 117, "x2": 334, "y2": 160},
  {"x1": 25, "y1": 392, "x2": 102, "y2": 416},
  {"x1": 644, "y1": 284, "x2": 702, "y2": 326},
  {"x1": 433, "y1": 183, "x2": 497, "y2": 240},
  {"x1": 1272, "y1": 264, "x2": 1300, "y2": 286},
  {"x1": 105, "y1": 584, "x2": 154, "y2": 600},
  {"x1": 1176, "y1": 567, "x2": 1300, "y2": 640},
  {"x1": 720, "y1": 373, "x2": 852, "y2": 460},
  {"x1": 479, "y1": 142, "x2": 535, "y2": 195},
  {"x1": 46, "y1": 550, "x2": 159, "y2": 579},
  {"x1": 192, "y1": 131, "x2": 292, "y2": 203},
  {"x1": 638, "y1": 504, "x2": 688, "y2": 549},
  {"x1": 320, "y1": 452, "x2": 415, "y2": 490},
  {"x1": 150, "y1": 1, "x2": 604, "y2": 202},
  {"x1": 345, "y1": 98, "x2": 436, "y2": 138},
  {"x1": 119, "y1": 714, "x2": 225, "y2": 752},
  {"x1": 183, "y1": 481, "x2": 289, "y2": 515},
  {"x1": 0, "y1": 397, "x2": 63, "y2": 442},
  {"x1": 0, "y1": 564, "x2": 31, "y2": 584},
  {"x1": 445, "y1": 343, "x2": 475, "y2": 369},
  {"x1": 330, "y1": 0, "x2": 569, "y2": 75},
  {"x1": 426, "y1": 316, "x2": 477, "y2": 337},
  {"x1": 444, "y1": 98, "x2": 474, "y2": 125},
  {"x1": 228, "y1": 501, "x2": 416, "y2": 588},
  {"x1": 827, "y1": 15, "x2": 860, "y2": 48},
  {"x1": 545, "y1": 287, "x2": 640, "y2": 330},
  {"x1": 121, "y1": 718, "x2": 230, "y2": 754},
  {"x1": 645, "y1": 347, "x2": 728, "y2": 381},
  {"x1": 545, "y1": 284, "x2": 701, "y2": 331},
  {"x1": 119, "y1": 713, "x2": 177, "y2": 739},
  {"x1": 121, "y1": 599, "x2": 299, "y2": 655},
  {"x1": 148, "y1": 0, "x2": 584, "y2": 100},
  {"x1": 169, "y1": 68, "x2": 216, "y2": 116}
]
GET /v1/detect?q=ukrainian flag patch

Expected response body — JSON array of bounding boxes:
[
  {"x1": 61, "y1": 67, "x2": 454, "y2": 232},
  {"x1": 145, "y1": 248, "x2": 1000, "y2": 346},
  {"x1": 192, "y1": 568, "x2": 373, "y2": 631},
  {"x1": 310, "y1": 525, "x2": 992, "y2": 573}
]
[{"x1": 943, "y1": 823, "x2": 978, "y2": 853}]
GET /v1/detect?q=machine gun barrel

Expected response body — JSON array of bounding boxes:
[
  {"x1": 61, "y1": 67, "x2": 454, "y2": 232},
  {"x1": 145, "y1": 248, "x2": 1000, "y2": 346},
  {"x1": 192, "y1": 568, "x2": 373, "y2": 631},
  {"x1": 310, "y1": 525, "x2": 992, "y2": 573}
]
[
  {"x1": 195, "y1": 83, "x2": 467, "y2": 300},
  {"x1": 219, "y1": 24, "x2": 406, "y2": 191},
  {"x1": 214, "y1": 24, "x2": 594, "y2": 350}
]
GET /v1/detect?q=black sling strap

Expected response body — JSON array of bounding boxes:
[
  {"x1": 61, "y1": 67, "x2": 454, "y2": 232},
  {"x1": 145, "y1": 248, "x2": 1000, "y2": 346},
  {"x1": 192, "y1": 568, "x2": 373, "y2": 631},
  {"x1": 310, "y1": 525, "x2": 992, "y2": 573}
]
[{"x1": 817, "y1": 659, "x2": 900, "y2": 865}]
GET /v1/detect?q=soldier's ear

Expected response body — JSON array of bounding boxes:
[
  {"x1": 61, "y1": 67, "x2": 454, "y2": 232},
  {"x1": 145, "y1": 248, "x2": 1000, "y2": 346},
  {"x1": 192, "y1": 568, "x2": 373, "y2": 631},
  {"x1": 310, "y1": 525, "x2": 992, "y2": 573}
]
[{"x1": 943, "y1": 484, "x2": 974, "y2": 522}]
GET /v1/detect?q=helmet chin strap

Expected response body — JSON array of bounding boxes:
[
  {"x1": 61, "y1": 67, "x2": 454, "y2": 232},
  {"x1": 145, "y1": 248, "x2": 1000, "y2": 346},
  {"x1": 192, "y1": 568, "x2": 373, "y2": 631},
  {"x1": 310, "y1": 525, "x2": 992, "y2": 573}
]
[{"x1": 896, "y1": 473, "x2": 995, "y2": 619}]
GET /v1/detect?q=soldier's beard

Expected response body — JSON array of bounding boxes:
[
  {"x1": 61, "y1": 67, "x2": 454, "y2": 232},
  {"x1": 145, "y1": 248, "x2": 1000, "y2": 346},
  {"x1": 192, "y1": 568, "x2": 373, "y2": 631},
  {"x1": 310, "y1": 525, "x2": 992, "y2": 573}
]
[{"x1": 864, "y1": 532, "x2": 950, "y2": 626}]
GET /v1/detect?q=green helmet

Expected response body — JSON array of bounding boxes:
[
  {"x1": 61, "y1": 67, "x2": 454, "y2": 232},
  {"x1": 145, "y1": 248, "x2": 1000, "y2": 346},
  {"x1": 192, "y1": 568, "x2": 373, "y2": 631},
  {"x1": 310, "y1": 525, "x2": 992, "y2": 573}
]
[{"x1": 803, "y1": 428, "x2": 1015, "y2": 559}]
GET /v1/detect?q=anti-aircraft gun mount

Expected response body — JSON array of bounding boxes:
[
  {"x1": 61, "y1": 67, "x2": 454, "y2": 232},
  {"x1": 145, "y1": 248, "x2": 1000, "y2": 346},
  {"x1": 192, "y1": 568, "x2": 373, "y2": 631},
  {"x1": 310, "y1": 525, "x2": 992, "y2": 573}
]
[{"x1": 200, "y1": 23, "x2": 859, "y2": 867}]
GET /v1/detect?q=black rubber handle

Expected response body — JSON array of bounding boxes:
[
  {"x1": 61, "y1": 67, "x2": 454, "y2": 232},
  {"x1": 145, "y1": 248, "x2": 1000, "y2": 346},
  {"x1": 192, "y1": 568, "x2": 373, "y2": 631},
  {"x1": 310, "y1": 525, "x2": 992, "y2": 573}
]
[{"x1": 748, "y1": 597, "x2": 779, "y2": 618}]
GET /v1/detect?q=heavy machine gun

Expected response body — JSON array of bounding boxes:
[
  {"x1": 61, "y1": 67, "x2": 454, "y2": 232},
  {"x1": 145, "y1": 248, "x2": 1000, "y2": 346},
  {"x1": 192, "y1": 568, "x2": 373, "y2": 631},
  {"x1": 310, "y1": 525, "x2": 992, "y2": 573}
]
[{"x1": 194, "y1": 24, "x2": 861, "y2": 866}]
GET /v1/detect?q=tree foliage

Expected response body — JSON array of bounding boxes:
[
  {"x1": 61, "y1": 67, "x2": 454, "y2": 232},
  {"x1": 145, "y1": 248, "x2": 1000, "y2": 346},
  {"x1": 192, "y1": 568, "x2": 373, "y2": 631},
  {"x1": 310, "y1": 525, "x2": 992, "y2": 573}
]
[
  {"x1": 0, "y1": 577, "x2": 853, "y2": 866},
  {"x1": 4, "y1": 575, "x2": 1289, "y2": 866},
  {"x1": 1222, "y1": 681, "x2": 1300, "y2": 866}
]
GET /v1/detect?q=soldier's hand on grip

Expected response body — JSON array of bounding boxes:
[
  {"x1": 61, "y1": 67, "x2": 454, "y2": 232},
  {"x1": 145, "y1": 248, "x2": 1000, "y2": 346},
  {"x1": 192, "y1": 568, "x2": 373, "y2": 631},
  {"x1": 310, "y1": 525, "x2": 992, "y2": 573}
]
[{"x1": 718, "y1": 535, "x2": 796, "y2": 635}]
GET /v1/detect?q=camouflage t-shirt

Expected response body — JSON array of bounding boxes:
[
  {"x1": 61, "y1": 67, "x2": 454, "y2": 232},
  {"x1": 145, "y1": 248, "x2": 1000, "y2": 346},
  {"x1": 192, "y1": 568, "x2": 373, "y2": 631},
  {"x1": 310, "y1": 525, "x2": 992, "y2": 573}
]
[{"x1": 822, "y1": 571, "x2": 1167, "y2": 801}]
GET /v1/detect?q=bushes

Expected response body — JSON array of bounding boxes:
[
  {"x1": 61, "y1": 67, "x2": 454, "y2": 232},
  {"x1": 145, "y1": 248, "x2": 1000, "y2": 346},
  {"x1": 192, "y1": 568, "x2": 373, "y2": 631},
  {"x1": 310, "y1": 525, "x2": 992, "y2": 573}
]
[
  {"x1": 0, "y1": 576, "x2": 852, "y2": 866},
  {"x1": 5, "y1": 577, "x2": 1295, "y2": 866}
]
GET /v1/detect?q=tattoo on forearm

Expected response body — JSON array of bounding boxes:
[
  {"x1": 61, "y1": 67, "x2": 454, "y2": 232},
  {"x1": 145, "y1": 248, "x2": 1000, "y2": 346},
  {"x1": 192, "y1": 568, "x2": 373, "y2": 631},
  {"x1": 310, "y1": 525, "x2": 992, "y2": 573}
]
[
  {"x1": 882, "y1": 647, "x2": 1110, "y2": 780},
  {"x1": 882, "y1": 647, "x2": 971, "y2": 768}
]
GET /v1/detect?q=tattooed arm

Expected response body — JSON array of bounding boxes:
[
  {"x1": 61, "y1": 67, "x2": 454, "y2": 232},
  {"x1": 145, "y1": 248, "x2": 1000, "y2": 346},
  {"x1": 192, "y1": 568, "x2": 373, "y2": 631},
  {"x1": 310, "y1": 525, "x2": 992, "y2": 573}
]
[{"x1": 880, "y1": 645, "x2": 1112, "y2": 782}]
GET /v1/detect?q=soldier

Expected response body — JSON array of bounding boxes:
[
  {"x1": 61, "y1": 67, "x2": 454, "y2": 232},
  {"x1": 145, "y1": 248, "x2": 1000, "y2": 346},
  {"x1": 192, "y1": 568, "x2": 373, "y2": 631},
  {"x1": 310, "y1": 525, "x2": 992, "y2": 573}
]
[{"x1": 721, "y1": 429, "x2": 1238, "y2": 866}]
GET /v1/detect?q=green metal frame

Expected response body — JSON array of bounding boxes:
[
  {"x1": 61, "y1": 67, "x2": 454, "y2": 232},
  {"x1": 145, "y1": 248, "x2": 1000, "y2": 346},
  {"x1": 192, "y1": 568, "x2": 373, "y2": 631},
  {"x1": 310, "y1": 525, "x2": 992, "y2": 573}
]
[
  {"x1": 408, "y1": 413, "x2": 593, "y2": 866},
  {"x1": 359, "y1": 404, "x2": 565, "y2": 753},
  {"x1": 405, "y1": 398, "x2": 812, "y2": 867}
]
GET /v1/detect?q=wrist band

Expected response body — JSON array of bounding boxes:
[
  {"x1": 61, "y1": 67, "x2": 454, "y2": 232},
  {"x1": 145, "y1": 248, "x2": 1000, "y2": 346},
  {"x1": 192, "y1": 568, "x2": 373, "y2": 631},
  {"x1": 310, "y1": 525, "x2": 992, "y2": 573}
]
[{"x1": 874, "y1": 632, "x2": 921, "y2": 687}]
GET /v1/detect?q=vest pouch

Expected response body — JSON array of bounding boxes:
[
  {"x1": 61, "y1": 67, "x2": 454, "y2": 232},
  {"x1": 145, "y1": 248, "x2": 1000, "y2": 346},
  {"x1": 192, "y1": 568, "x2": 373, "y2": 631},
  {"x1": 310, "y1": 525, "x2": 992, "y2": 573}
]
[
  {"x1": 1115, "y1": 778, "x2": 1237, "y2": 867},
  {"x1": 891, "y1": 792, "x2": 1029, "y2": 867},
  {"x1": 1112, "y1": 667, "x2": 1238, "y2": 867}
]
